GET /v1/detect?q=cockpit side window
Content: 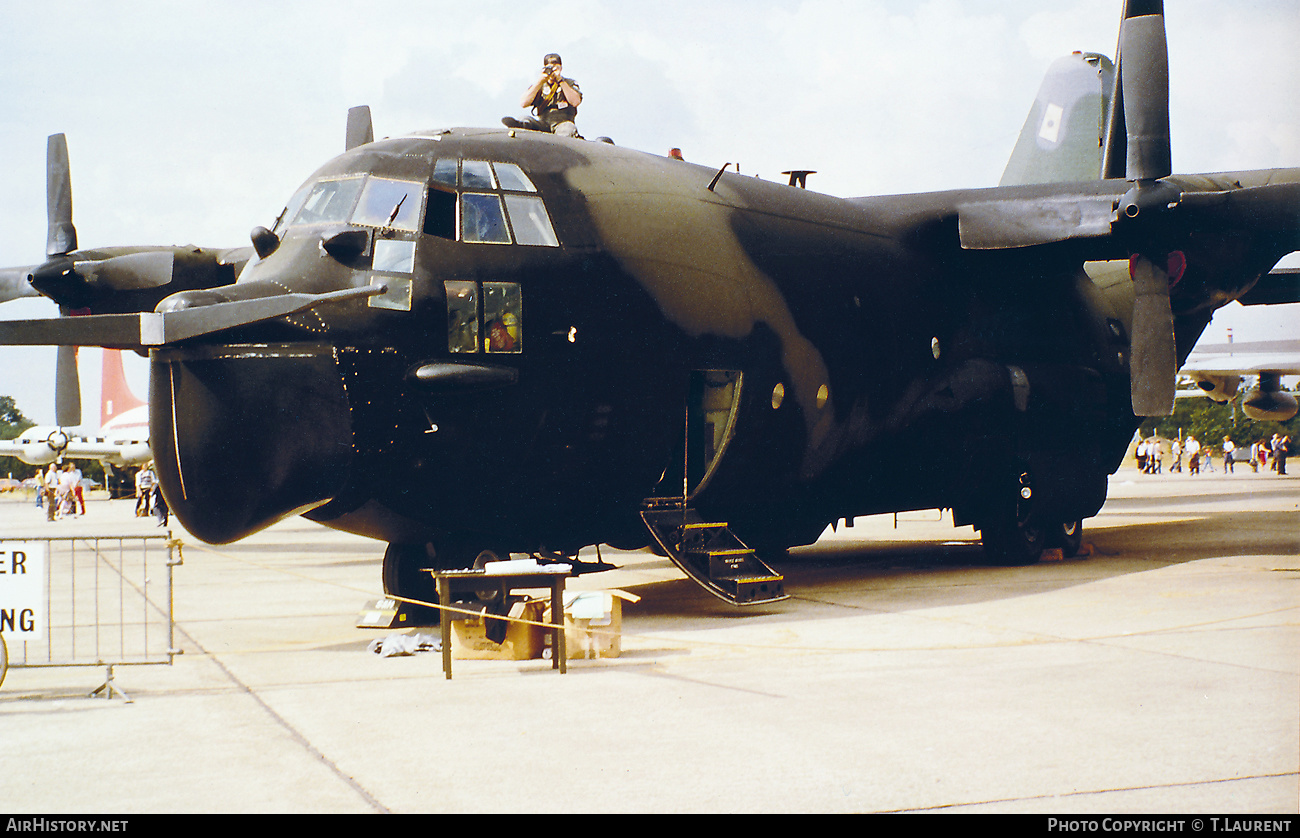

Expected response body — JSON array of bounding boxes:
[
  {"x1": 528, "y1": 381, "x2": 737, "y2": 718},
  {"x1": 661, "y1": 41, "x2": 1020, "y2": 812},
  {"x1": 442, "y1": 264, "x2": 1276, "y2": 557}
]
[
  {"x1": 504, "y1": 195, "x2": 558, "y2": 246},
  {"x1": 461, "y1": 160, "x2": 496, "y2": 189},
  {"x1": 432, "y1": 158, "x2": 458, "y2": 188}
]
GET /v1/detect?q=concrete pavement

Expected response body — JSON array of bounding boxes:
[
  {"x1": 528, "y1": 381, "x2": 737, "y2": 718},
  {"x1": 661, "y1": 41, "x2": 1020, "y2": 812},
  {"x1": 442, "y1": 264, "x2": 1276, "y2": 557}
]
[{"x1": 1, "y1": 469, "x2": 1296, "y2": 813}]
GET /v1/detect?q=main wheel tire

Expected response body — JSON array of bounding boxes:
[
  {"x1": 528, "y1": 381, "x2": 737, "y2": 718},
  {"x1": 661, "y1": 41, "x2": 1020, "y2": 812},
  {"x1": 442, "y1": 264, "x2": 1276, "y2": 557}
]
[
  {"x1": 382, "y1": 543, "x2": 441, "y2": 626},
  {"x1": 980, "y1": 518, "x2": 1046, "y2": 566},
  {"x1": 1046, "y1": 519, "x2": 1084, "y2": 558}
]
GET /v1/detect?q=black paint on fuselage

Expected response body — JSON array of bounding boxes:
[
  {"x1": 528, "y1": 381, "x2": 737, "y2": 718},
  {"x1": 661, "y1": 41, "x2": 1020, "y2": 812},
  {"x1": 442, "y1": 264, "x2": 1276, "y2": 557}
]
[{"x1": 146, "y1": 129, "x2": 1292, "y2": 558}]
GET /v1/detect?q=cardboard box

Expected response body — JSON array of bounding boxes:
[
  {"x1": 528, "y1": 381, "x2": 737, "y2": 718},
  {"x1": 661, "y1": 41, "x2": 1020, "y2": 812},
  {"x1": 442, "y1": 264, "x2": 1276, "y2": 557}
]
[
  {"x1": 451, "y1": 599, "x2": 545, "y2": 660},
  {"x1": 545, "y1": 589, "x2": 640, "y2": 660}
]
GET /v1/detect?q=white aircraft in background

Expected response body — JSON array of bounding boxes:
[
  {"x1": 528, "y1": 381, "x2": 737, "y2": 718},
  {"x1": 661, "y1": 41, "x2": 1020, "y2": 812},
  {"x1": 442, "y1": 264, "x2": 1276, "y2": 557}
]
[
  {"x1": 0, "y1": 347, "x2": 150, "y2": 467},
  {"x1": 1177, "y1": 273, "x2": 1300, "y2": 421}
]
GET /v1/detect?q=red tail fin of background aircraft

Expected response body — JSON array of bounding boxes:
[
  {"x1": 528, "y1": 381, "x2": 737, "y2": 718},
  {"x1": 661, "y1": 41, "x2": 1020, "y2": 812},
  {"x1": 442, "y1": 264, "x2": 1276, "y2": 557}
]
[{"x1": 100, "y1": 349, "x2": 147, "y2": 427}]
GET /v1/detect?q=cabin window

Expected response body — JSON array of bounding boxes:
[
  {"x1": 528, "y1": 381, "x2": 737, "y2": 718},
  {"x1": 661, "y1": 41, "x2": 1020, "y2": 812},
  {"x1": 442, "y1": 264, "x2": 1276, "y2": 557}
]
[
  {"x1": 445, "y1": 281, "x2": 479, "y2": 354},
  {"x1": 353, "y1": 178, "x2": 424, "y2": 231},
  {"x1": 444, "y1": 281, "x2": 523, "y2": 354},
  {"x1": 483, "y1": 282, "x2": 523, "y2": 353}
]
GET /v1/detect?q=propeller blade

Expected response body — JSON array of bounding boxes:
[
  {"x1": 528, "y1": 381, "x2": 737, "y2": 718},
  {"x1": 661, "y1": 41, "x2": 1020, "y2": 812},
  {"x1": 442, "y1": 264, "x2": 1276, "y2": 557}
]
[
  {"x1": 46, "y1": 134, "x2": 77, "y2": 257},
  {"x1": 1118, "y1": 2, "x2": 1171, "y2": 181},
  {"x1": 75, "y1": 250, "x2": 176, "y2": 290},
  {"x1": 55, "y1": 344, "x2": 82, "y2": 427},
  {"x1": 1129, "y1": 254, "x2": 1176, "y2": 416},
  {"x1": 0, "y1": 267, "x2": 40, "y2": 303},
  {"x1": 346, "y1": 106, "x2": 374, "y2": 151}
]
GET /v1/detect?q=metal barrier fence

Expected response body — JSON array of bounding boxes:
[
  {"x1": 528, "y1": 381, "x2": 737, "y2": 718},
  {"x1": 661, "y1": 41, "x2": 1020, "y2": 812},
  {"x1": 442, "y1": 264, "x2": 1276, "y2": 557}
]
[{"x1": 0, "y1": 534, "x2": 181, "y2": 701}]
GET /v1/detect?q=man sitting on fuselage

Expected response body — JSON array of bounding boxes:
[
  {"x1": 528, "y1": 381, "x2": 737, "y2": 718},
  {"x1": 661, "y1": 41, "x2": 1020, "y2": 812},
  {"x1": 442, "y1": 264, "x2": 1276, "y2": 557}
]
[{"x1": 503, "y1": 53, "x2": 583, "y2": 138}]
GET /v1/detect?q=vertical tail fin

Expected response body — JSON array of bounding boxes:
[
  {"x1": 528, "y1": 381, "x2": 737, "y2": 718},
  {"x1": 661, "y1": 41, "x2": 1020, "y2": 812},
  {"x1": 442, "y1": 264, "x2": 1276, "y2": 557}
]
[
  {"x1": 101, "y1": 349, "x2": 147, "y2": 427},
  {"x1": 1000, "y1": 52, "x2": 1114, "y2": 186}
]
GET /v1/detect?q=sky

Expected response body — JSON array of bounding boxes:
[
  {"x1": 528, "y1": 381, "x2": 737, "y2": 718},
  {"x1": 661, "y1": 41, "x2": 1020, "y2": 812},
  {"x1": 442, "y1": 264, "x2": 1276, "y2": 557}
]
[{"x1": 0, "y1": 0, "x2": 1297, "y2": 425}]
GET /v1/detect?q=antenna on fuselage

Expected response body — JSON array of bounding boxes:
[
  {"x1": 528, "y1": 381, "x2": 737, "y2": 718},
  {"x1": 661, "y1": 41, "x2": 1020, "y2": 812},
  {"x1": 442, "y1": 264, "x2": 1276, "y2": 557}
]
[
  {"x1": 707, "y1": 162, "x2": 732, "y2": 192},
  {"x1": 346, "y1": 106, "x2": 374, "y2": 151}
]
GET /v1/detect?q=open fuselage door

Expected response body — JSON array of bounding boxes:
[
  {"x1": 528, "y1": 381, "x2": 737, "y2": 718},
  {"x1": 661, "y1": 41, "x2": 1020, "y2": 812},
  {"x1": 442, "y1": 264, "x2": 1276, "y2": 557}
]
[{"x1": 642, "y1": 370, "x2": 787, "y2": 606}]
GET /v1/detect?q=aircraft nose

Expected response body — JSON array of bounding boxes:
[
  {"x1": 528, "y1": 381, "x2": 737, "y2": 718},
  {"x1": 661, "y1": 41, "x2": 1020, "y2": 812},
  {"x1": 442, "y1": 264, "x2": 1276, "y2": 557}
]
[{"x1": 149, "y1": 342, "x2": 353, "y2": 544}]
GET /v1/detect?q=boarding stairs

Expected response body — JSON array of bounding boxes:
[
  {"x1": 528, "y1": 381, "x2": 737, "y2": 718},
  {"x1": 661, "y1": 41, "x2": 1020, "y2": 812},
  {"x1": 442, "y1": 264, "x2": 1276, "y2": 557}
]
[{"x1": 640, "y1": 498, "x2": 788, "y2": 605}]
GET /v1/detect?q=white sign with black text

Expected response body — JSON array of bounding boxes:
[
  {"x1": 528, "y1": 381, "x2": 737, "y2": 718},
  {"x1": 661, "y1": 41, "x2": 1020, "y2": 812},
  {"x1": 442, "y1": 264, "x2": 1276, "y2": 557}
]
[{"x1": 0, "y1": 541, "x2": 46, "y2": 641}]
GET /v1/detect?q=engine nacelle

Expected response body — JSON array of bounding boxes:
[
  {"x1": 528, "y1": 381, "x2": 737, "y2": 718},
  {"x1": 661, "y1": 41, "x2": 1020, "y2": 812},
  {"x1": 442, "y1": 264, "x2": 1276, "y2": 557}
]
[
  {"x1": 116, "y1": 443, "x2": 153, "y2": 467},
  {"x1": 1242, "y1": 372, "x2": 1299, "y2": 422},
  {"x1": 20, "y1": 443, "x2": 57, "y2": 465},
  {"x1": 1187, "y1": 373, "x2": 1241, "y2": 404}
]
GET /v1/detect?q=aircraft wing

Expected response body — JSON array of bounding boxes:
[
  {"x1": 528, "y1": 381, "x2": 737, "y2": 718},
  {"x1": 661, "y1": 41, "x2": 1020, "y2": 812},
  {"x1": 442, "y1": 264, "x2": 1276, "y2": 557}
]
[
  {"x1": 0, "y1": 427, "x2": 151, "y2": 467},
  {"x1": 1178, "y1": 336, "x2": 1300, "y2": 419},
  {"x1": 1237, "y1": 267, "x2": 1300, "y2": 307},
  {"x1": 1179, "y1": 339, "x2": 1300, "y2": 376},
  {"x1": 0, "y1": 285, "x2": 384, "y2": 349}
]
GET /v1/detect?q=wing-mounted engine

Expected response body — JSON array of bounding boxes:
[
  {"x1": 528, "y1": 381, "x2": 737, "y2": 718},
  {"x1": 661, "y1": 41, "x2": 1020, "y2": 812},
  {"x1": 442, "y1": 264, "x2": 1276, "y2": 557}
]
[
  {"x1": 1, "y1": 135, "x2": 251, "y2": 318},
  {"x1": 1185, "y1": 373, "x2": 1240, "y2": 404},
  {"x1": 1242, "y1": 373, "x2": 1298, "y2": 422},
  {"x1": 0, "y1": 134, "x2": 252, "y2": 425},
  {"x1": 955, "y1": 1, "x2": 1300, "y2": 419}
]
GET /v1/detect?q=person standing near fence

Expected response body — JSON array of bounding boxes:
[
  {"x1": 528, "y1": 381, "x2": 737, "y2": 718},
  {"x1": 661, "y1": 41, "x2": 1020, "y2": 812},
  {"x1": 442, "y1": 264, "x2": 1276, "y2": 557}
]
[{"x1": 43, "y1": 464, "x2": 59, "y2": 521}]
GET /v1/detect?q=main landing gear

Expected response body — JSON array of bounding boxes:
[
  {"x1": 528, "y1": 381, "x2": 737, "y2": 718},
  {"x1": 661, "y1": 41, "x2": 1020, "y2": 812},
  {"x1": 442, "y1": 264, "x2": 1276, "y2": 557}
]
[
  {"x1": 978, "y1": 471, "x2": 1084, "y2": 565},
  {"x1": 381, "y1": 543, "x2": 442, "y2": 625}
]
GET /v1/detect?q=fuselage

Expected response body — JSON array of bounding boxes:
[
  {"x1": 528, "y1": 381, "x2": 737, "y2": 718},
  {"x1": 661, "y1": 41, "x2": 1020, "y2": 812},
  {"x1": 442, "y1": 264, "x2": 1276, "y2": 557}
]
[{"x1": 145, "y1": 129, "x2": 1296, "y2": 554}]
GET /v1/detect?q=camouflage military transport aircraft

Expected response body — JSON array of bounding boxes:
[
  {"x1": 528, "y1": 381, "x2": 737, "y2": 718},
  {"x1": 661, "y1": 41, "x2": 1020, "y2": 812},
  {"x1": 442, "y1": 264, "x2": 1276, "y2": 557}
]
[{"x1": 1, "y1": 1, "x2": 1297, "y2": 610}]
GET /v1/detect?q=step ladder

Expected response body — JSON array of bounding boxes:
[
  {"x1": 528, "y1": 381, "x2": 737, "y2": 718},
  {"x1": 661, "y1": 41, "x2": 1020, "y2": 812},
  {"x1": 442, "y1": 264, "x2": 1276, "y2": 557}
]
[{"x1": 641, "y1": 499, "x2": 788, "y2": 605}]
